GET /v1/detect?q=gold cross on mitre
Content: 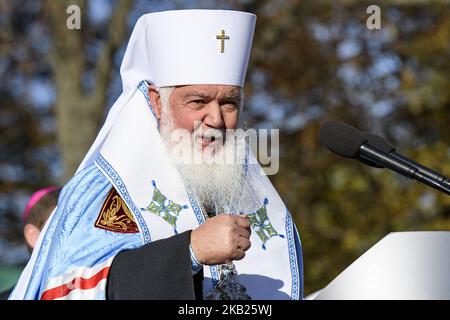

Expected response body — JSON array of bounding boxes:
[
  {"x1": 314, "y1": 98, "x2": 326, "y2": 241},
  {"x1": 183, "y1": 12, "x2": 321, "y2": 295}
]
[{"x1": 216, "y1": 29, "x2": 230, "y2": 53}]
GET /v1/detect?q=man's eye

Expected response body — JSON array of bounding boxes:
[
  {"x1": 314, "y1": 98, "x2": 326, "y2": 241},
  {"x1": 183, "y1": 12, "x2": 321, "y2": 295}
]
[{"x1": 190, "y1": 100, "x2": 205, "y2": 105}]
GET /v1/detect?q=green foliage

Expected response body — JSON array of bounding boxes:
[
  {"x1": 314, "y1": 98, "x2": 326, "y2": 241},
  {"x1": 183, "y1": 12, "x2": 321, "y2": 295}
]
[{"x1": 0, "y1": 266, "x2": 23, "y2": 292}]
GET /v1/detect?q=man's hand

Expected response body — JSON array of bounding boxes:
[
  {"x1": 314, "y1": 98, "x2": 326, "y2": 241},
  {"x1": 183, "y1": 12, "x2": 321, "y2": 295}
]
[{"x1": 190, "y1": 215, "x2": 252, "y2": 265}]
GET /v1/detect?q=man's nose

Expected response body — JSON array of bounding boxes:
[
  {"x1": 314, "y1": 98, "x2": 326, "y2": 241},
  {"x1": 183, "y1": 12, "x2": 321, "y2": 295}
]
[{"x1": 204, "y1": 103, "x2": 224, "y2": 128}]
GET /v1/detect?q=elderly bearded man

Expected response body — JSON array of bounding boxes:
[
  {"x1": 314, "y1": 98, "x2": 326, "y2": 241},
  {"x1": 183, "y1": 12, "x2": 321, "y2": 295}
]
[{"x1": 10, "y1": 9, "x2": 303, "y2": 300}]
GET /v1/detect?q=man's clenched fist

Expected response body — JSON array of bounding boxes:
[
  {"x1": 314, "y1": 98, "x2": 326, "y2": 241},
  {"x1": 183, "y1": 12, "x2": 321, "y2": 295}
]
[{"x1": 190, "y1": 215, "x2": 251, "y2": 265}]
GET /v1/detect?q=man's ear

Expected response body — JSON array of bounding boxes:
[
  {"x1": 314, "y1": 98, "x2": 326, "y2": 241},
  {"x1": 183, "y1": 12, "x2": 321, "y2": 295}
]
[
  {"x1": 148, "y1": 85, "x2": 162, "y2": 120},
  {"x1": 23, "y1": 223, "x2": 41, "y2": 249}
]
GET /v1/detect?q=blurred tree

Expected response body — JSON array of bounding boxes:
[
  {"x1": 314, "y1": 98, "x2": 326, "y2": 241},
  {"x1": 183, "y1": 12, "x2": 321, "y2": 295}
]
[
  {"x1": 0, "y1": 0, "x2": 61, "y2": 265},
  {"x1": 0, "y1": 0, "x2": 134, "y2": 267},
  {"x1": 45, "y1": 0, "x2": 132, "y2": 181}
]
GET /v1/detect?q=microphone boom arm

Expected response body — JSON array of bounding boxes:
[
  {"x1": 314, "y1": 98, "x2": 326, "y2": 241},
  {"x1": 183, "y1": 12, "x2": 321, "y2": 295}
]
[{"x1": 360, "y1": 144, "x2": 450, "y2": 195}]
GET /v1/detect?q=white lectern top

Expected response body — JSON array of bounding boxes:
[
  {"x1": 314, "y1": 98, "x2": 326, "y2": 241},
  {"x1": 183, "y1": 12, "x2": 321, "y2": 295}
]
[{"x1": 315, "y1": 231, "x2": 450, "y2": 300}]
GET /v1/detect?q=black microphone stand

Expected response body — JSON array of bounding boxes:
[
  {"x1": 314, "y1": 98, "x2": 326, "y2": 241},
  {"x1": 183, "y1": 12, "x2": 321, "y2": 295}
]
[{"x1": 359, "y1": 144, "x2": 450, "y2": 196}]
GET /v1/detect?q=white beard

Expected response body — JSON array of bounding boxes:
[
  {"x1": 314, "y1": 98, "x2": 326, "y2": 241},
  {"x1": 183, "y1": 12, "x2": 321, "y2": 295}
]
[{"x1": 159, "y1": 96, "x2": 259, "y2": 215}]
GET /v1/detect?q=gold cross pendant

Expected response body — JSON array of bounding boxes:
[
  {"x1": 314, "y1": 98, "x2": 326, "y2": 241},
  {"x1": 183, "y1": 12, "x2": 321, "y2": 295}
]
[{"x1": 216, "y1": 29, "x2": 230, "y2": 53}]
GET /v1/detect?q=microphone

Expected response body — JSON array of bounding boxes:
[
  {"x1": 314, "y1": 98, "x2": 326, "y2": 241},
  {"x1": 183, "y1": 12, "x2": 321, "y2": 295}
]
[
  {"x1": 319, "y1": 121, "x2": 450, "y2": 196},
  {"x1": 363, "y1": 132, "x2": 450, "y2": 192}
]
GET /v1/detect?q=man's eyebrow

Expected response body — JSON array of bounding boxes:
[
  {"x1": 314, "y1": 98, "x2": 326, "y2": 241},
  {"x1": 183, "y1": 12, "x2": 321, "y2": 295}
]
[
  {"x1": 221, "y1": 93, "x2": 241, "y2": 101},
  {"x1": 183, "y1": 91, "x2": 241, "y2": 101},
  {"x1": 183, "y1": 92, "x2": 211, "y2": 99}
]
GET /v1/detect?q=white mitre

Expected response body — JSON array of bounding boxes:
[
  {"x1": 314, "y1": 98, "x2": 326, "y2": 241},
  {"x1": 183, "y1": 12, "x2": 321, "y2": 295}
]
[{"x1": 121, "y1": 9, "x2": 256, "y2": 92}]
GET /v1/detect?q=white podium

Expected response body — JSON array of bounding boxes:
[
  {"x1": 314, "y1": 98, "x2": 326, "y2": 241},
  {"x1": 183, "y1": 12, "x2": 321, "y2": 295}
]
[{"x1": 314, "y1": 231, "x2": 450, "y2": 300}]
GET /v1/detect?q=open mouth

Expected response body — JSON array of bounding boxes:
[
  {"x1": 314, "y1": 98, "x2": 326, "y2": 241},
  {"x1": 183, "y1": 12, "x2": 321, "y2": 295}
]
[
  {"x1": 193, "y1": 127, "x2": 224, "y2": 148},
  {"x1": 197, "y1": 133, "x2": 223, "y2": 148},
  {"x1": 200, "y1": 135, "x2": 215, "y2": 146},
  {"x1": 203, "y1": 135, "x2": 216, "y2": 142}
]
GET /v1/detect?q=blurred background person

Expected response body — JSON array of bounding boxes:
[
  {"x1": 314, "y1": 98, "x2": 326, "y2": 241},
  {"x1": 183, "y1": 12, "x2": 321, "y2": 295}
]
[
  {"x1": 22, "y1": 186, "x2": 60, "y2": 250},
  {"x1": 0, "y1": 187, "x2": 60, "y2": 300}
]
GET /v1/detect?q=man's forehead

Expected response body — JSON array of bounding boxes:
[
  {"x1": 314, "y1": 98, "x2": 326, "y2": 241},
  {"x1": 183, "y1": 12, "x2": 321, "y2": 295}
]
[{"x1": 175, "y1": 84, "x2": 241, "y2": 97}]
